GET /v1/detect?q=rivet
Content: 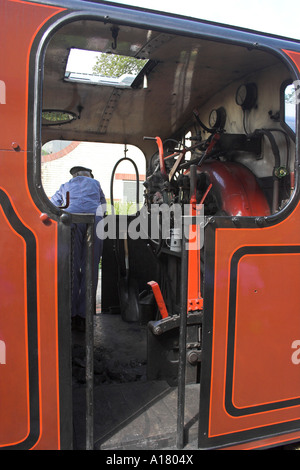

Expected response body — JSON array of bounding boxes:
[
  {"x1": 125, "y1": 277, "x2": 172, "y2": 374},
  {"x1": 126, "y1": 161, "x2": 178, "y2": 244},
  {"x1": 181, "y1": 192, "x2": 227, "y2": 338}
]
[
  {"x1": 11, "y1": 142, "x2": 20, "y2": 151},
  {"x1": 40, "y1": 213, "x2": 51, "y2": 225}
]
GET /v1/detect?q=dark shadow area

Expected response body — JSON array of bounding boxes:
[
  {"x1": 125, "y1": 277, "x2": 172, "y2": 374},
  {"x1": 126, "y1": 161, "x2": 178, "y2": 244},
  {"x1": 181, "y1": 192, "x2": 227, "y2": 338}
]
[{"x1": 71, "y1": 310, "x2": 200, "y2": 450}]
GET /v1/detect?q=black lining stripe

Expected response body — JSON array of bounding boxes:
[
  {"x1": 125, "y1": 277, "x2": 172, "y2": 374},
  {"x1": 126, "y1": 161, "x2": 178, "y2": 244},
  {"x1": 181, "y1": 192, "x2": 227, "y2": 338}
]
[{"x1": 0, "y1": 190, "x2": 40, "y2": 450}]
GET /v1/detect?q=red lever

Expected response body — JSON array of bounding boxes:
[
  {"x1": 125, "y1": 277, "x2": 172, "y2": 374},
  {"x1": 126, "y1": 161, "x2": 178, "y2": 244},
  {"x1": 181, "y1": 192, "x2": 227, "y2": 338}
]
[
  {"x1": 155, "y1": 136, "x2": 167, "y2": 177},
  {"x1": 148, "y1": 281, "x2": 169, "y2": 319}
]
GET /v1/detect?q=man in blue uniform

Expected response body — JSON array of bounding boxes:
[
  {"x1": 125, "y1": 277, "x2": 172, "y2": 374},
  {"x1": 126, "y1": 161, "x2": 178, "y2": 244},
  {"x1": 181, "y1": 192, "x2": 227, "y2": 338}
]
[{"x1": 51, "y1": 166, "x2": 106, "y2": 330}]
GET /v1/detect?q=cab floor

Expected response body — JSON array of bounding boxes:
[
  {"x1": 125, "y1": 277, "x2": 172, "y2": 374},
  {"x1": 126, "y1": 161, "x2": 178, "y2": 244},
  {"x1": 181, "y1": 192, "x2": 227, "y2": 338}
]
[
  {"x1": 72, "y1": 309, "x2": 200, "y2": 450},
  {"x1": 73, "y1": 378, "x2": 200, "y2": 450}
]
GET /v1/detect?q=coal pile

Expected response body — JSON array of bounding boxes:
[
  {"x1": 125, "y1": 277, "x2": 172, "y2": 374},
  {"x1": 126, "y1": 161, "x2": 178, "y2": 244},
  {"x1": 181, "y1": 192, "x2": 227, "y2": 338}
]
[{"x1": 72, "y1": 343, "x2": 147, "y2": 386}]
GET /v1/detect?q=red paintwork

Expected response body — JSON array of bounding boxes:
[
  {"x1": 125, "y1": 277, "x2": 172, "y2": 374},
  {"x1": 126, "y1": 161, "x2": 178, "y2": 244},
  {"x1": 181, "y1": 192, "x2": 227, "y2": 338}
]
[
  {"x1": 199, "y1": 160, "x2": 271, "y2": 216},
  {"x1": 0, "y1": 0, "x2": 65, "y2": 450},
  {"x1": 155, "y1": 136, "x2": 167, "y2": 176},
  {"x1": 148, "y1": 281, "x2": 169, "y2": 318}
]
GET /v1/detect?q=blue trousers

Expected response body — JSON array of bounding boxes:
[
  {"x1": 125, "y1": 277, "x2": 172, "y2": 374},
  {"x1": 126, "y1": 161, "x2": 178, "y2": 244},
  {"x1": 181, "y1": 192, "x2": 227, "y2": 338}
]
[{"x1": 71, "y1": 216, "x2": 103, "y2": 318}]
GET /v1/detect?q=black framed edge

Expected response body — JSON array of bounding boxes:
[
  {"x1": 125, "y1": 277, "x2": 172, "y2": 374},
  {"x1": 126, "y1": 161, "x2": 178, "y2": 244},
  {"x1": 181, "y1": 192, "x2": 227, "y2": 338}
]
[
  {"x1": 56, "y1": 223, "x2": 73, "y2": 449},
  {"x1": 26, "y1": 3, "x2": 98, "y2": 449},
  {"x1": 280, "y1": 78, "x2": 297, "y2": 142},
  {"x1": 26, "y1": 6, "x2": 74, "y2": 450},
  {"x1": 0, "y1": 190, "x2": 40, "y2": 450}
]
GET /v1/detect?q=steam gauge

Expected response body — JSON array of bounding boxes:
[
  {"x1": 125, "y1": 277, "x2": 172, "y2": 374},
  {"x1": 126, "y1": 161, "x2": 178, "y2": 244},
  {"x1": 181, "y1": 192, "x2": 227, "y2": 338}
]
[
  {"x1": 235, "y1": 83, "x2": 257, "y2": 110},
  {"x1": 209, "y1": 106, "x2": 226, "y2": 129}
]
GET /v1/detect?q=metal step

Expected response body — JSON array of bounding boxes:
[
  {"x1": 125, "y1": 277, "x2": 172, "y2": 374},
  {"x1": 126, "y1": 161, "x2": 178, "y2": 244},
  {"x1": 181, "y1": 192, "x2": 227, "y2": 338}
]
[{"x1": 72, "y1": 381, "x2": 200, "y2": 450}]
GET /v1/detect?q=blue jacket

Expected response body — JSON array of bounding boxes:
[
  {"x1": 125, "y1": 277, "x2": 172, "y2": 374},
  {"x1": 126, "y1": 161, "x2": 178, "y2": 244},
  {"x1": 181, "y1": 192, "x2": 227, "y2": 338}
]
[{"x1": 51, "y1": 176, "x2": 106, "y2": 215}]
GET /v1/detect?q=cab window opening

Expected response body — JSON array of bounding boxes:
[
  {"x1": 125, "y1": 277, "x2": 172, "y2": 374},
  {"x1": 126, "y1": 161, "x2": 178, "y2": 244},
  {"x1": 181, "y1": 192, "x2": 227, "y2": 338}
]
[{"x1": 41, "y1": 140, "x2": 146, "y2": 214}]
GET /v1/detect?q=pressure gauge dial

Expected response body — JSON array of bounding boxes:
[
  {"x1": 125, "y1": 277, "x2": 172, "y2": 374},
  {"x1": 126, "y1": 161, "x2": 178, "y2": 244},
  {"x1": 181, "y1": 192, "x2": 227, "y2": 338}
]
[
  {"x1": 209, "y1": 106, "x2": 226, "y2": 129},
  {"x1": 235, "y1": 83, "x2": 257, "y2": 110}
]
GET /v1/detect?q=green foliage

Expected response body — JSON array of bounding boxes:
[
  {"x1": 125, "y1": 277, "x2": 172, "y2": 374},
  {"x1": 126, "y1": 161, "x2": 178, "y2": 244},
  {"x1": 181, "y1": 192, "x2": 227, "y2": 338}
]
[
  {"x1": 42, "y1": 111, "x2": 72, "y2": 122},
  {"x1": 105, "y1": 199, "x2": 140, "y2": 215},
  {"x1": 285, "y1": 88, "x2": 295, "y2": 104},
  {"x1": 92, "y1": 53, "x2": 147, "y2": 78}
]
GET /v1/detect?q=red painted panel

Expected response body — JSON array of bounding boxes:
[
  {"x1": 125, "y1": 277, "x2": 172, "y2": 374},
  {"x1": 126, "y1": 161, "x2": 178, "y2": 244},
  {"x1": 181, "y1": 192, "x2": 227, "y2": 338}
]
[
  {"x1": 0, "y1": 0, "x2": 64, "y2": 151},
  {"x1": 209, "y1": 203, "x2": 300, "y2": 439},
  {"x1": 199, "y1": 161, "x2": 271, "y2": 217},
  {"x1": 0, "y1": 0, "x2": 65, "y2": 450},
  {"x1": 283, "y1": 50, "x2": 300, "y2": 71},
  {"x1": 0, "y1": 206, "x2": 29, "y2": 446},
  {"x1": 234, "y1": 253, "x2": 300, "y2": 408}
]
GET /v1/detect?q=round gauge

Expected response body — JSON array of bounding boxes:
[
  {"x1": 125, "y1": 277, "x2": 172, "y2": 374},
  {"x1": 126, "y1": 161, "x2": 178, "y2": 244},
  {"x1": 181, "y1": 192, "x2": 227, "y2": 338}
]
[
  {"x1": 209, "y1": 107, "x2": 226, "y2": 129},
  {"x1": 235, "y1": 85, "x2": 247, "y2": 106},
  {"x1": 235, "y1": 83, "x2": 257, "y2": 110},
  {"x1": 209, "y1": 109, "x2": 218, "y2": 128}
]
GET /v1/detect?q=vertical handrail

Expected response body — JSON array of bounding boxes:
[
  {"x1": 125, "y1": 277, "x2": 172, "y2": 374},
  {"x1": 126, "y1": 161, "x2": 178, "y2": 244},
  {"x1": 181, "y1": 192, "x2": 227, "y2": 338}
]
[
  {"x1": 85, "y1": 222, "x2": 94, "y2": 450},
  {"x1": 110, "y1": 156, "x2": 140, "y2": 214},
  {"x1": 176, "y1": 216, "x2": 189, "y2": 449}
]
